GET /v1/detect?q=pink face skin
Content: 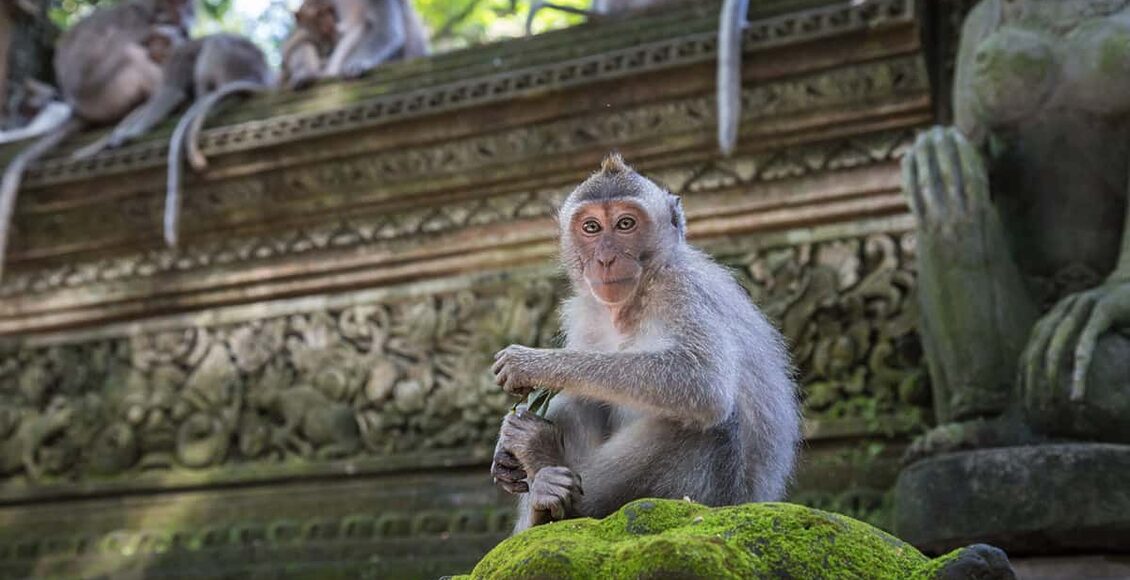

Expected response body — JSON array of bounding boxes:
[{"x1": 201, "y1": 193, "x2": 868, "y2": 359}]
[{"x1": 570, "y1": 200, "x2": 652, "y2": 306}]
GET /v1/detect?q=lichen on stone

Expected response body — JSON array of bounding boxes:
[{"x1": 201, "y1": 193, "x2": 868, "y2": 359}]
[{"x1": 458, "y1": 498, "x2": 1008, "y2": 579}]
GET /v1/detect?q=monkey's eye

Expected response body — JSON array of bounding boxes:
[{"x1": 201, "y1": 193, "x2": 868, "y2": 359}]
[
  {"x1": 581, "y1": 220, "x2": 602, "y2": 235},
  {"x1": 615, "y1": 216, "x2": 637, "y2": 231}
]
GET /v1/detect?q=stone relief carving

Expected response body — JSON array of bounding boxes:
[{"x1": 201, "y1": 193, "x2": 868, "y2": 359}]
[
  {"x1": 732, "y1": 232, "x2": 927, "y2": 425},
  {"x1": 2, "y1": 128, "x2": 914, "y2": 297},
  {"x1": 0, "y1": 233, "x2": 924, "y2": 483}
]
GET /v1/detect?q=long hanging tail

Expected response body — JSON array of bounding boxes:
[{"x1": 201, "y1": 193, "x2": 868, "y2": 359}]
[
  {"x1": 0, "y1": 101, "x2": 72, "y2": 146},
  {"x1": 166, "y1": 80, "x2": 269, "y2": 248},
  {"x1": 717, "y1": 0, "x2": 749, "y2": 157},
  {"x1": 0, "y1": 118, "x2": 83, "y2": 280}
]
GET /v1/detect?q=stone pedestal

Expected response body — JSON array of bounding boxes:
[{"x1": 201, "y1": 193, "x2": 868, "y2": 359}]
[{"x1": 895, "y1": 444, "x2": 1130, "y2": 555}]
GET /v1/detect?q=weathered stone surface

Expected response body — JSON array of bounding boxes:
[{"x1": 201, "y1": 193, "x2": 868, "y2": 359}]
[
  {"x1": 461, "y1": 498, "x2": 1015, "y2": 579},
  {"x1": 895, "y1": 444, "x2": 1130, "y2": 555}
]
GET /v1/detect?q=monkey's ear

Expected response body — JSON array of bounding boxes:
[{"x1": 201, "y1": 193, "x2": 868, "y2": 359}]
[{"x1": 667, "y1": 194, "x2": 686, "y2": 238}]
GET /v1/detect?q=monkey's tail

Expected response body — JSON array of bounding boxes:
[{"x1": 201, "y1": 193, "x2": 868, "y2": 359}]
[
  {"x1": 165, "y1": 80, "x2": 269, "y2": 249},
  {"x1": 185, "y1": 80, "x2": 269, "y2": 172},
  {"x1": 717, "y1": 0, "x2": 749, "y2": 157},
  {"x1": 0, "y1": 117, "x2": 83, "y2": 280},
  {"x1": 0, "y1": 101, "x2": 72, "y2": 146}
]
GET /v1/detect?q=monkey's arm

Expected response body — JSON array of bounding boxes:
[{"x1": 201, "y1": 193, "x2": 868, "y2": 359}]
[{"x1": 493, "y1": 341, "x2": 734, "y2": 428}]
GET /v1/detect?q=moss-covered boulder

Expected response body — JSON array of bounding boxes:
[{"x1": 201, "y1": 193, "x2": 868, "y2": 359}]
[{"x1": 461, "y1": 499, "x2": 1015, "y2": 579}]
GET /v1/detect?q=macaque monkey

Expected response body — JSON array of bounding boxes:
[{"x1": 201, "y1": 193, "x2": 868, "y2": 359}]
[
  {"x1": 72, "y1": 33, "x2": 272, "y2": 248},
  {"x1": 0, "y1": 0, "x2": 195, "y2": 280},
  {"x1": 491, "y1": 153, "x2": 800, "y2": 531},
  {"x1": 526, "y1": 0, "x2": 749, "y2": 157},
  {"x1": 323, "y1": 0, "x2": 430, "y2": 79},
  {"x1": 281, "y1": 0, "x2": 339, "y2": 90}
]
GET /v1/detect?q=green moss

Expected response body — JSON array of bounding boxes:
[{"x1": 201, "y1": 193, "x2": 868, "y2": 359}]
[{"x1": 459, "y1": 499, "x2": 984, "y2": 579}]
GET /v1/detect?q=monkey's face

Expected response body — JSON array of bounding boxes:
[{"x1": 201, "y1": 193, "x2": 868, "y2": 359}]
[{"x1": 570, "y1": 200, "x2": 652, "y2": 305}]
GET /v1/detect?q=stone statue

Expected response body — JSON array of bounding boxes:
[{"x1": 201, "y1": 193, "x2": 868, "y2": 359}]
[
  {"x1": 903, "y1": 0, "x2": 1130, "y2": 449},
  {"x1": 897, "y1": 1, "x2": 1130, "y2": 562}
]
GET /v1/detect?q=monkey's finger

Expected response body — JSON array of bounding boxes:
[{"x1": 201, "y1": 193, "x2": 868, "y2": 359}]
[
  {"x1": 495, "y1": 369, "x2": 510, "y2": 387},
  {"x1": 500, "y1": 480, "x2": 529, "y2": 494},
  {"x1": 493, "y1": 449, "x2": 522, "y2": 469},
  {"x1": 1071, "y1": 302, "x2": 1112, "y2": 401},
  {"x1": 492, "y1": 465, "x2": 528, "y2": 484},
  {"x1": 1045, "y1": 294, "x2": 1095, "y2": 393},
  {"x1": 491, "y1": 358, "x2": 506, "y2": 374}
]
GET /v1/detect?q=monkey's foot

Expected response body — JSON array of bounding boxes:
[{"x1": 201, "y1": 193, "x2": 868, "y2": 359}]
[
  {"x1": 529, "y1": 466, "x2": 583, "y2": 525},
  {"x1": 902, "y1": 416, "x2": 1040, "y2": 466},
  {"x1": 491, "y1": 448, "x2": 528, "y2": 494}
]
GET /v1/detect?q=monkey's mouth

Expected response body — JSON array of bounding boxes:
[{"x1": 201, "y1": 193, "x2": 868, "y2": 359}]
[{"x1": 590, "y1": 277, "x2": 635, "y2": 286}]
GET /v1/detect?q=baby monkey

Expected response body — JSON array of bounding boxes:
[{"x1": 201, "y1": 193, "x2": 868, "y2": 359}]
[
  {"x1": 281, "y1": 0, "x2": 339, "y2": 90},
  {"x1": 491, "y1": 153, "x2": 801, "y2": 531}
]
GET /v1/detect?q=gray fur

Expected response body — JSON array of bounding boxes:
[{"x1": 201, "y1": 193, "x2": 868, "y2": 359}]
[{"x1": 492, "y1": 155, "x2": 801, "y2": 532}]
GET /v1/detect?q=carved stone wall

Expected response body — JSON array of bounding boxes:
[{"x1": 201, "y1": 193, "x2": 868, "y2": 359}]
[{"x1": 0, "y1": 0, "x2": 934, "y2": 577}]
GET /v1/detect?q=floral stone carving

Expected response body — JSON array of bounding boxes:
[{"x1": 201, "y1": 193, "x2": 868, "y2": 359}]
[{"x1": 0, "y1": 232, "x2": 925, "y2": 484}]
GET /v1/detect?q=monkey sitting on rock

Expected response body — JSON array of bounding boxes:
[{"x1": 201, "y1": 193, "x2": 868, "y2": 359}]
[{"x1": 490, "y1": 153, "x2": 801, "y2": 532}]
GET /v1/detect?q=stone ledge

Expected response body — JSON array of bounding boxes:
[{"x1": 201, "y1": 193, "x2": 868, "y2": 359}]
[{"x1": 895, "y1": 444, "x2": 1130, "y2": 555}]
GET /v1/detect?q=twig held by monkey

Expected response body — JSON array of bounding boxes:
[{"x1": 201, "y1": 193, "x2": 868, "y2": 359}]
[
  {"x1": 322, "y1": 0, "x2": 430, "y2": 80},
  {"x1": 491, "y1": 153, "x2": 801, "y2": 532},
  {"x1": 0, "y1": 0, "x2": 196, "y2": 280},
  {"x1": 525, "y1": 0, "x2": 748, "y2": 157}
]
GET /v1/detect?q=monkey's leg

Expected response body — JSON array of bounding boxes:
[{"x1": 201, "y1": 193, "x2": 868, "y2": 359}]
[
  {"x1": 902, "y1": 127, "x2": 1038, "y2": 422},
  {"x1": 105, "y1": 86, "x2": 188, "y2": 149}
]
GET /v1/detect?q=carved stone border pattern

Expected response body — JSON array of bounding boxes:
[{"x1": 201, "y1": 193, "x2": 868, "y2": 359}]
[
  {"x1": 25, "y1": 0, "x2": 913, "y2": 186},
  {"x1": 1, "y1": 123, "x2": 917, "y2": 297},
  {"x1": 0, "y1": 507, "x2": 517, "y2": 563}
]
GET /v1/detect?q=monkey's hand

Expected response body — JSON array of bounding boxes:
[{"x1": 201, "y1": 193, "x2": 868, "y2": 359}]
[
  {"x1": 492, "y1": 345, "x2": 545, "y2": 398},
  {"x1": 499, "y1": 408, "x2": 562, "y2": 473},
  {"x1": 1020, "y1": 279, "x2": 1130, "y2": 404},
  {"x1": 529, "y1": 466, "x2": 583, "y2": 525},
  {"x1": 490, "y1": 446, "x2": 528, "y2": 494}
]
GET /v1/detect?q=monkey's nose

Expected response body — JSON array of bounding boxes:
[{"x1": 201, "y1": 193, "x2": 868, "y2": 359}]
[{"x1": 597, "y1": 255, "x2": 616, "y2": 268}]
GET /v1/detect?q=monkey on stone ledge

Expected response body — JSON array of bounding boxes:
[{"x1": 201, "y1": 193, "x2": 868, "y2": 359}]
[{"x1": 490, "y1": 153, "x2": 801, "y2": 532}]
